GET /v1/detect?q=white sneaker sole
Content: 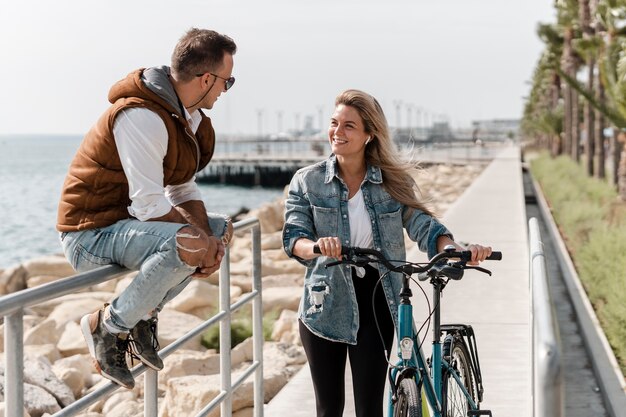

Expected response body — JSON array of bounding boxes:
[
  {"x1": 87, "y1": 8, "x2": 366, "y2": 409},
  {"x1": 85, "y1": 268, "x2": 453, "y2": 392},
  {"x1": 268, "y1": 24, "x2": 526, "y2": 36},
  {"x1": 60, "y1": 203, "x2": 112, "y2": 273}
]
[
  {"x1": 80, "y1": 314, "x2": 97, "y2": 359},
  {"x1": 80, "y1": 314, "x2": 134, "y2": 389}
]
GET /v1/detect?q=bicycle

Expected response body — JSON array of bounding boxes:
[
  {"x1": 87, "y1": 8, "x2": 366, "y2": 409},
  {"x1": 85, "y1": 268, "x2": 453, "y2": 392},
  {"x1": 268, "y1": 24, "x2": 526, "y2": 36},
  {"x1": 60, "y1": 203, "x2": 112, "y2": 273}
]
[{"x1": 315, "y1": 244, "x2": 502, "y2": 417}]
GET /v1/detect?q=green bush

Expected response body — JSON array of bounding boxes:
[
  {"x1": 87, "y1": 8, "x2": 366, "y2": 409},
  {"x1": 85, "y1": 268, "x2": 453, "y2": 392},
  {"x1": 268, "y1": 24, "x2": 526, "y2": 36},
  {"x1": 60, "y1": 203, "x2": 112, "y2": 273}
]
[
  {"x1": 200, "y1": 307, "x2": 281, "y2": 352},
  {"x1": 530, "y1": 152, "x2": 626, "y2": 374}
]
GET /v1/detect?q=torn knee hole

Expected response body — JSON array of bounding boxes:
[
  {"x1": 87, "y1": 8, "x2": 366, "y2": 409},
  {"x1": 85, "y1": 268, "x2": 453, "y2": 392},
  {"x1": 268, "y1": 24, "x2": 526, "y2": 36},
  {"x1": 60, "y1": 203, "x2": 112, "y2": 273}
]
[{"x1": 176, "y1": 227, "x2": 207, "y2": 267}]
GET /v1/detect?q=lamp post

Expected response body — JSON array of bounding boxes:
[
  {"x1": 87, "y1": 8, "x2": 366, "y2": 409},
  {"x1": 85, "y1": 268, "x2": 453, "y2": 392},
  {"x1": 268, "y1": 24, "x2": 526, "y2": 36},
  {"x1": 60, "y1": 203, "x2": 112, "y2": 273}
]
[
  {"x1": 256, "y1": 109, "x2": 264, "y2": 138},
  {"x1": 393, "y1": 100, "x2": 403, "y2": 130}
]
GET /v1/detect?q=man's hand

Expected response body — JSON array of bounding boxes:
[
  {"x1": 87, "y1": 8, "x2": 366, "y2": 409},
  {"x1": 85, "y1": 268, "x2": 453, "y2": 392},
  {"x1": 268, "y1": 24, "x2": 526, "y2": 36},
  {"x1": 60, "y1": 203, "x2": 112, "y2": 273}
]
[{"x1": 192, "y1": 236, "x2": 225, "y2": 278}]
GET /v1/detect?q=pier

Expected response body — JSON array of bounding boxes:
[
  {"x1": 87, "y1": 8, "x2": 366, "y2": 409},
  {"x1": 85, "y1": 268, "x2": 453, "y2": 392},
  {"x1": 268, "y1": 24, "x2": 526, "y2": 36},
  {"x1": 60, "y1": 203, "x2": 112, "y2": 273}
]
[{"x1": 198, "y1": 137, "x2": 508, "y2": 187}]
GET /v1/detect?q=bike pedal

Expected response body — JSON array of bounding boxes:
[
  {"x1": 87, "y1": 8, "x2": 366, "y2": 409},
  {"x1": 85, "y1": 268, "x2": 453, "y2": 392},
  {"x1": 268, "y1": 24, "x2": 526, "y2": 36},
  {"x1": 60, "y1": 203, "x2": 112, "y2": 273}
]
[{"x1": 467, "y1": 410, "x2": 492, "y2": 416}]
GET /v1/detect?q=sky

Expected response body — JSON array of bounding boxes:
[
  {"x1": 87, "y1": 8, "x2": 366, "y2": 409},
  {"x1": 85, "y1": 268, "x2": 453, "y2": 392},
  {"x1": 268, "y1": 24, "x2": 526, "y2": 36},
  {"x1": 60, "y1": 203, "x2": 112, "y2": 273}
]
[{"x1": 0, "y1": 0, "x2": 556, "y2": 137}]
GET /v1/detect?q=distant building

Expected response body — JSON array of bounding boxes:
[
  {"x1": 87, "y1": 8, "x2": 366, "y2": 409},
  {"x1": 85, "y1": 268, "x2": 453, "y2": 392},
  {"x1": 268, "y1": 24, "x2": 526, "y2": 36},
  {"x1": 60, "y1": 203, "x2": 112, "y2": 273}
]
[{"x1": 471, "y1": 119, "x2": 520, "y2": 142}]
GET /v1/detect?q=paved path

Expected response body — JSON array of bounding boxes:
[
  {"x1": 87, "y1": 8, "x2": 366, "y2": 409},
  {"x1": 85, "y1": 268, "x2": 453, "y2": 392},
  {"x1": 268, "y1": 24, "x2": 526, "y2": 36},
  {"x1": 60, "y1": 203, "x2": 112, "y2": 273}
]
[{"x1": 265, "y1": 145, "x2": 530, "y2": 416}]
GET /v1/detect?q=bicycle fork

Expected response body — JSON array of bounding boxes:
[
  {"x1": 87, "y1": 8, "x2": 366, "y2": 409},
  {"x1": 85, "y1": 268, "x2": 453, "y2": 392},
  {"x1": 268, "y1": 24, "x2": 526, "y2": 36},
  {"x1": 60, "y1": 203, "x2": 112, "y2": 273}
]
[{"x1": 388, "y1": 298, "x2": 442, "y2": 417}]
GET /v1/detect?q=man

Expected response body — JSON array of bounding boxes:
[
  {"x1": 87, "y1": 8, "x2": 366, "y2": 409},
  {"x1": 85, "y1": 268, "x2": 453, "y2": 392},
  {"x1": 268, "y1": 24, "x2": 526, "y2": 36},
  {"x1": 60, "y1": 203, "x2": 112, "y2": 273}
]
[{"x1": 56, "y1": 28, "x2": 237, "y2": 389}]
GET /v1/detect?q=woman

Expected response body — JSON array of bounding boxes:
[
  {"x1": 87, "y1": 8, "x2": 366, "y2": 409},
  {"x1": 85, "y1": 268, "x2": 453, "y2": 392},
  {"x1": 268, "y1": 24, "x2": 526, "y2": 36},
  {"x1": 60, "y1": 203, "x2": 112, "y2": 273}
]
[{"x1": 282, "y1": 89, "x2": 492, "y2": 417}]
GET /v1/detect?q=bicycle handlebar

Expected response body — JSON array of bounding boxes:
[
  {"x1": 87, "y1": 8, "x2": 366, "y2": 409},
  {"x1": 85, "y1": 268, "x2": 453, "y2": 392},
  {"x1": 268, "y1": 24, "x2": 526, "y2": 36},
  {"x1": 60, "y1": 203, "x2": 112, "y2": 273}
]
[{"x1": 313, "y1": 245, "x2": 502, "y2": 276}]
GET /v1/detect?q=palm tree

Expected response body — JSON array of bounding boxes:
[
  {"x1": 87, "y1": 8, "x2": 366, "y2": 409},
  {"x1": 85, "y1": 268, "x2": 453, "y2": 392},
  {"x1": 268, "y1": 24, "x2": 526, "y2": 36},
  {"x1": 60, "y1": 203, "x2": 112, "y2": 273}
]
[
  {"x1": 537, "y1": 23, "x2": 566, "y2": 154},
  {"x1": 596, "y1": 0, "x2": 626, "y2": 189},
  {"x1": 521, "y1": 51, "x2": 564, "y2": 153},
  {"x1": 591, "y1": 0, "x2": 607, "y2": 179},
  {"x1": 557, "y1": 0, "x2": 584, "y2": 161},
  {"x1": 580, "y1": 0, "x2": 598, "y2": 175}
]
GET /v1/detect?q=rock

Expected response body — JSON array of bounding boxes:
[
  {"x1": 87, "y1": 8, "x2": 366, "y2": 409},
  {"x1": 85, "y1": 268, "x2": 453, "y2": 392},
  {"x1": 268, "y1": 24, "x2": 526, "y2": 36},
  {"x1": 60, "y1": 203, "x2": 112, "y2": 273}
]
[
  {"x1": 261, "y1": 287, "x2": 301, "y2": 313},
  {"x1": 230, "y1": 275, "x2": 252, "y2": 293},
  {"x1": 24, "y1": 345, "x2": 61, "y2": 364},
  {"x1": 262, "y1": 273, "x2": 302, "y2": 289},
  {"x1": 21, "y1": 255, "x2": 75, "y2": 279},
  {"x1": 159, "y1": 340, "x2": 301, "y2": 416},
  {"x1": 264, "y1": 341, "x2": 306, "y2": 368},
  {"x1": 270, "y1": 310, "x2": 299, "y2": 343},
  {"x1": 0, "y1": 264, "x2": 27, "y2": 295},
  {"x1": 101, "y1": 391, "x2": 137, "y2": 415},
  {"x1": 24, "y1": 319, "x2": 59, "y2": 346},
  {"x1": 156, "y1": 310, "x2": 206, "y2": 351},
  {"x1": 261, "y1": 232, "x2": 283, "y2": 250},
  {"x1": 157, "y1": 350, "x2": 220, "y2": 392},
  {"x1": 24, "y1": 357, "x2": 75, "y2": 407},
  {"x1": 160, "y1": 372, "x2": 261, "y2": 417},
  {"x1": 262, "y1": 248, "x2": 290, "y2": 261},
  {"x1": 23, "y1": 383, "x2": 62, "y2": 417},
  {"x1": 0, "y1": 403, "x2": 31, "y2": 416},
  {"x1": 261, "y1": 259, "x2": 304, "y2": 277},
  {"x1": 233, "y1": 407, "x2": 253, "y2": 417},
  {"x1": 52, "y1": 354, "x2": 97, "y2": 393},
  {"x1": 228, "y1": 259, "x2": 254, "y2": 276},
  {"x1": 47, "y1": 298, "x2": 110, "y2": 329},
  {"x1": 164, "y1": 279, "x2": 218, "y2": 313},
  {"x1": 57, "y1": 321, "x2": 89, "y2": 356},
  {"x1": 232, "y1": 337, "x2": 254, "y2": 364},
  {"x1": 105, "y1": 400, "x2": 142, "y2": 417},
  {"x1": 246, "y1": 201, "x2": 284, "y2": 234},
  {"x1": 28, "y1": 292, "x2": 113, "y2": 318},
  {"x1": 26, "y1": 275, "x2": 64, "y2": 289}
]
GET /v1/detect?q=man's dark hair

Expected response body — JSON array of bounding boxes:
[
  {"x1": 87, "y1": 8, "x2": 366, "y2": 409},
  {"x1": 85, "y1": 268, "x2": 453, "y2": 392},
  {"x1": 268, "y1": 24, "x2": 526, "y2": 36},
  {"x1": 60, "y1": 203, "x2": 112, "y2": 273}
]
[{"x1": 171, "y1": 28, "x2": 237, "y2": 81}]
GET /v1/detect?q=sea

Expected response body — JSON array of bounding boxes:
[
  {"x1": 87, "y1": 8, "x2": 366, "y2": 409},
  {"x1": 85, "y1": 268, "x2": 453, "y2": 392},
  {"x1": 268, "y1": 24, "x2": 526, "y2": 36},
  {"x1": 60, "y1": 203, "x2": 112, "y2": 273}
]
[{"x1": 0, "y1": 135, "x2": 284, "y2": 270}]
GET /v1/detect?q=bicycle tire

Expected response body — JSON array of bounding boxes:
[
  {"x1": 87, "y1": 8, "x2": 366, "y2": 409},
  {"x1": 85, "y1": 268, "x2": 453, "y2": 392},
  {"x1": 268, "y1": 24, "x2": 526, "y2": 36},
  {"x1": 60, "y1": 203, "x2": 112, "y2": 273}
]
[
  {"x1": 441, "y1": 336, "x2": 477, "y2": 417},
  {"x1": 393, "y1": 377, "x2": 422, "y2": 417}
]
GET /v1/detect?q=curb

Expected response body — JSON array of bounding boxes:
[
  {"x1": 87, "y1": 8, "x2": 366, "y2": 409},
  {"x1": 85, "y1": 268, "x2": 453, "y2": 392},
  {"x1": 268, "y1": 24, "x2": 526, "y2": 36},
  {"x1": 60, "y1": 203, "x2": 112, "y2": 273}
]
[{"x1": 531, "y1": 176, "x2": 626, "y2": 417}]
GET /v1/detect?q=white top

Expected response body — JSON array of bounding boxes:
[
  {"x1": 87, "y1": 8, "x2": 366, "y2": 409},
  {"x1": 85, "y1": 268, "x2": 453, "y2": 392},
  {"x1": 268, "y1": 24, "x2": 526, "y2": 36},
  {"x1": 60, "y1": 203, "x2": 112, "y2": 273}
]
[
  {"x1": 112, "y1": 107, "x2": 204, "y2": 221},
  {"x1": 348, "y1": 188, "x2": 374, "y2": 249}
]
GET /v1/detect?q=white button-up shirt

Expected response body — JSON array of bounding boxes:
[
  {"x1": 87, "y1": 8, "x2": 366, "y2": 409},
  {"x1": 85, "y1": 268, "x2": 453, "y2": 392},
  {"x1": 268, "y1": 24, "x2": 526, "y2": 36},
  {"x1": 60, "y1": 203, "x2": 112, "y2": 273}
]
[{"x1": 112, "y1": 107, "x2": 203, "y2": 221}]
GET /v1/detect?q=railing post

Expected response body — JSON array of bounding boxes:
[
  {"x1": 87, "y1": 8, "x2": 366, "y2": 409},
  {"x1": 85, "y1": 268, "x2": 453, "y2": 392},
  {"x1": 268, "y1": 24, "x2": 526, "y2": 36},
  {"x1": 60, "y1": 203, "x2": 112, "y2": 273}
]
[
  {"x1": 529, "y1": 217, "x2": 564, "y2": 417},
  {"x1": 220, "y1": 249, "x2": 232, "y2": 417},
  {"x1": 252, "y1": 225, "x2": 264, "y2": 417},
  {"x1": 5, "y1": 309, "x2": 24, "y2": 417},
  {"x1": 144, "y1": 369, "x2": 158, "y2": 417}
]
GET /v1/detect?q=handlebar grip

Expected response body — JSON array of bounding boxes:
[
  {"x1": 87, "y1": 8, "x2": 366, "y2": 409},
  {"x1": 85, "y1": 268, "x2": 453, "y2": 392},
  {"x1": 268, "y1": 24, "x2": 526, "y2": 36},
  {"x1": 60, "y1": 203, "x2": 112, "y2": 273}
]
[
  {"x1": 487, "y1": 251, "x2": 502, "y2": 261},
  {"x1": 312, "y1": 244, "x2": 350, "y2": 255}
]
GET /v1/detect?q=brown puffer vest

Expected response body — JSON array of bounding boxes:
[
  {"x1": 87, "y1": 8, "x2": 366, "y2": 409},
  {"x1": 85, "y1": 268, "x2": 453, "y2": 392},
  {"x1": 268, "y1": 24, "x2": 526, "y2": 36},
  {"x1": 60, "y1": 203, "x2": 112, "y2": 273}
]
[{"x1": 57, "y1": 68, "x2": 215, "y2": 232}]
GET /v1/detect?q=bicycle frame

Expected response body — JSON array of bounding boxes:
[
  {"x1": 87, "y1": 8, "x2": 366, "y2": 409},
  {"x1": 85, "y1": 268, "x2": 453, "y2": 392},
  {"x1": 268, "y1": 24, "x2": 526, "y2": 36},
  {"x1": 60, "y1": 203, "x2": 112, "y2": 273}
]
[{"x1": 388, "y1": 274, "x2": 479, "y2": 417}]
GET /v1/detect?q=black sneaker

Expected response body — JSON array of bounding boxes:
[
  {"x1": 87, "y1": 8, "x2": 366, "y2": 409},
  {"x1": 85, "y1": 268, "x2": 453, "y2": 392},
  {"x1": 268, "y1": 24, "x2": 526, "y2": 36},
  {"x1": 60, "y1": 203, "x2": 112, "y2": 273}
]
[
  {"x1": 129, "y1": 317, "x2": 164, "y2": 371},
  {"x1": 80, "y1": 309, "x2": 135, "y2": 389}
]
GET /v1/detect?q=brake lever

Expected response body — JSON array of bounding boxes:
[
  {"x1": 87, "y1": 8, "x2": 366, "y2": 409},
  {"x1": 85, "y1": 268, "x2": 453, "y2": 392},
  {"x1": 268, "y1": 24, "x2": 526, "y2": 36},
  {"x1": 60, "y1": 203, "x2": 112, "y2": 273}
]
[{"x1": 465, "y1": 265, "x2": 492, "y2": 276}]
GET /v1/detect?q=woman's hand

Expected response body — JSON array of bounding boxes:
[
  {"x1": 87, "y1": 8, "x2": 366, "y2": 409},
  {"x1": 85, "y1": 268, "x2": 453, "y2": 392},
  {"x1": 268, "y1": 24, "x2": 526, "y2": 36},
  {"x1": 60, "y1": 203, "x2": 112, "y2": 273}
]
[
  {"x1": 315, "y1": 236, "x2": 343, "y2": 259},
  {"x1": 465, "y1": 243, "x2": 492, "y2": 265}
]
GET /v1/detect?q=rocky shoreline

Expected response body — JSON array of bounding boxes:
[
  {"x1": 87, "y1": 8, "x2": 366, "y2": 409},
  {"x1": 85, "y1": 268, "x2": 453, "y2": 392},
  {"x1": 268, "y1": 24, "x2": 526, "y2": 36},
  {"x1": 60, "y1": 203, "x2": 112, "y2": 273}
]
[{"x1": 0, "y1": 163, "x2": 484, "y2": 417}]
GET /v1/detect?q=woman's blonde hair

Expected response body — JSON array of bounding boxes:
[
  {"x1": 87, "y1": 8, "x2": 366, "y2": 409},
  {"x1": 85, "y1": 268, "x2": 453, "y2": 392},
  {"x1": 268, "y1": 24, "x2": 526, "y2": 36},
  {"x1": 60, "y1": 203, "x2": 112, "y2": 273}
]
[{"x1": 335, "y1": 89, "x2": 435, "y2": 217}]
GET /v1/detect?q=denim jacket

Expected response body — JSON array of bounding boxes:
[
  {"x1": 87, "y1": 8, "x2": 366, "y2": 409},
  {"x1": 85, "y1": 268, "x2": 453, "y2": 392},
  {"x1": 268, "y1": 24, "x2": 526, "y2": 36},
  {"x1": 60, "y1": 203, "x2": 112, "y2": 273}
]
[{"x1": 282, "y1": 155, "x2": 453, "y2": 344}]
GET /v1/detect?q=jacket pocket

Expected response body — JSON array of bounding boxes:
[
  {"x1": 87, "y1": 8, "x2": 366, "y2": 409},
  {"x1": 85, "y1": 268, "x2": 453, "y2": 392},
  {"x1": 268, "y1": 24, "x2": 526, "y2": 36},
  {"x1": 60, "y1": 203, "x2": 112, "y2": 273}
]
[
  {"x1": 378, "y1": 207, "x2": 404, "y2": 250},
  {"x1": 312, "y1": 205, "x2": 339, "y2": 238}
]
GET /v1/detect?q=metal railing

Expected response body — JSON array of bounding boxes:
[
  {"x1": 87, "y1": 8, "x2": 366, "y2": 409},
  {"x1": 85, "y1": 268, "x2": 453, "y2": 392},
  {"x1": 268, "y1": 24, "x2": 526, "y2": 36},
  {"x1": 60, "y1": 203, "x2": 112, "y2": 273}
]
[
  {"x1": 529, "y1": 217, "x2": 563, "y2": 417},
  {"x1": 1, "y1": 217, "x2": 264, "y2": 417}
]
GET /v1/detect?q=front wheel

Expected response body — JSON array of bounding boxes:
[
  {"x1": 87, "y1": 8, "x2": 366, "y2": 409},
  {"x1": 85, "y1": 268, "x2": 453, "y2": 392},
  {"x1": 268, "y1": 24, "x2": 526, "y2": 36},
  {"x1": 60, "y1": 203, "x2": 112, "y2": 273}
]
[
  {"x1": 441, "y1": 337, "x2": 477, "y2": 417},
  {"x1": 393, "y1": 377, "x2": 422, "y2": 417}
]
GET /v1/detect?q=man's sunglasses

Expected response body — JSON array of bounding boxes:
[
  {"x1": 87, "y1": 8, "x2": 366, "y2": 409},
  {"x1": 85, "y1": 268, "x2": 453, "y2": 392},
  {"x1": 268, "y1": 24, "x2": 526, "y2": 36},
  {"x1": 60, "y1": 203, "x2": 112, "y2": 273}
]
[{"x1": 196, "y1": 72, "x2": 236, "y2": 91}]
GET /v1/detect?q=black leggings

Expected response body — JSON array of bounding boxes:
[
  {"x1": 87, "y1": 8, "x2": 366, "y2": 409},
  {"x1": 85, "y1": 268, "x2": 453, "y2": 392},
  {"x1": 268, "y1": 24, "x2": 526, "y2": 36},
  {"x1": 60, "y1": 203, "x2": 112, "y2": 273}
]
[{"x1": 299, "y1": 265, "x2": 395, "y2": 417}]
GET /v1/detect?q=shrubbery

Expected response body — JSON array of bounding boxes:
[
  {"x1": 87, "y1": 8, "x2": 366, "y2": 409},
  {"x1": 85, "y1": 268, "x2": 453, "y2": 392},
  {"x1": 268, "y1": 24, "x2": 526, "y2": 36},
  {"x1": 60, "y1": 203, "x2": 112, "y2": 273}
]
[{"x1": 531, "y1": 153, "x2": 626, "y2": 374}]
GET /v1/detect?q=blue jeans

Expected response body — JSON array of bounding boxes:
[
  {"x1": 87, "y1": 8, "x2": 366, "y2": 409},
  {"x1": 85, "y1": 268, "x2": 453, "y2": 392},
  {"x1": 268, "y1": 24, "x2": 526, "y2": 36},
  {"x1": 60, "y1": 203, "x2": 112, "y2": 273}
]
[{"x1": 60, "y1": 215, "x2": 229, "y2": 332}]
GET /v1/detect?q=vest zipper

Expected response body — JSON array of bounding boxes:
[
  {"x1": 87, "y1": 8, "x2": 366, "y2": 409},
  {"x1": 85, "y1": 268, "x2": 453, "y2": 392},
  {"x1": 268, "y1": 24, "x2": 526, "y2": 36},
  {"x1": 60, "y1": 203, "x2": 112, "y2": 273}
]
[{"x1": 172, "y1": 113, "x2": 201, "y2": 173}]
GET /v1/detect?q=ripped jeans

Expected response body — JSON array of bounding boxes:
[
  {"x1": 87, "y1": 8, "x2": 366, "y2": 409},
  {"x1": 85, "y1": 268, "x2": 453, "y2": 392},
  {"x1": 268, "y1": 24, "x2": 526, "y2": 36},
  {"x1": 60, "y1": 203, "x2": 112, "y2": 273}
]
[{"x1": 60, "y1": 215, "x2": 229, "y2": 333}]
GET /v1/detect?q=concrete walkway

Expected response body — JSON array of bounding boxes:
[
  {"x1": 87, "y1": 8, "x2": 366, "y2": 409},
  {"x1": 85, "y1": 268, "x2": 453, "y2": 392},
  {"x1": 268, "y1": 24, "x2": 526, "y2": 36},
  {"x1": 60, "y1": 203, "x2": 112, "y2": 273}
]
[{"x1": 265, "y1": 145, "x2": 530, "y2": 416}]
